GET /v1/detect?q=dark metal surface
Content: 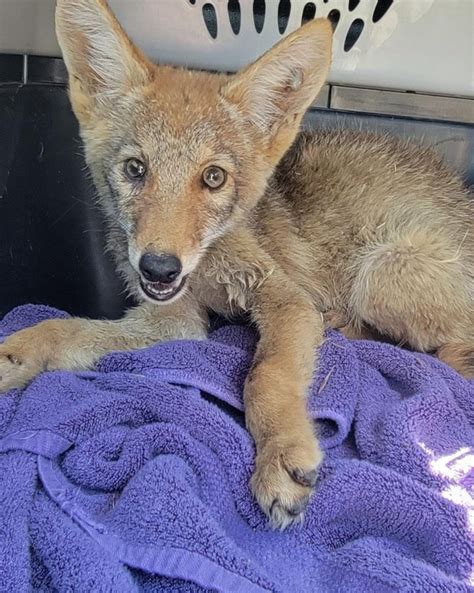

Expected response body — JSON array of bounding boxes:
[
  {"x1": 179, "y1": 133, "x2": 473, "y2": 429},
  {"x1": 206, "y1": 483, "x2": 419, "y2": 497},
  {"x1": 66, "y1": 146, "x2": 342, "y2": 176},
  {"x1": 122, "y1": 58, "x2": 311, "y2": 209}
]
[
  {"x1": 0, "y1": 63, "x2": 128, "y2": 318},
  {"x1": 0, "y1": 53, "x2": 23, "y2": 84}
]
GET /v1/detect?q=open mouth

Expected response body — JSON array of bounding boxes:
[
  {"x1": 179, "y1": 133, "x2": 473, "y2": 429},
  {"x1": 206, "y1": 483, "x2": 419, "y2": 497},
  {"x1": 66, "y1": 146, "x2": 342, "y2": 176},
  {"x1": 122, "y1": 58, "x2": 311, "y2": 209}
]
[{"x1": 139, "y1": 276, "x2": 187, "y2": 302}]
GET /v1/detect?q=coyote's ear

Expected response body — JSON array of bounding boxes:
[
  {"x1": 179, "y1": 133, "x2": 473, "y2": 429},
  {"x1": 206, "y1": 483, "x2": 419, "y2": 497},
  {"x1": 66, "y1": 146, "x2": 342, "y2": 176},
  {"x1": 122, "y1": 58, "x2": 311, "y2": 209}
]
[
  {"x1": 55, "y1": 0, "x2": 152, "y2": 122},
  {"x1": 222, "y1": 18, "x2": 332, "y2": 162}
]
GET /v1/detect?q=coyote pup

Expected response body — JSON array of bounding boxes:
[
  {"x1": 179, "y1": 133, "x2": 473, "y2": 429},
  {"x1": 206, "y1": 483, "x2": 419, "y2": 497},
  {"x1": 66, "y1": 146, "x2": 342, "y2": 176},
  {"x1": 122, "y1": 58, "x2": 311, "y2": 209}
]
[{"x1": 0, "y1": 0, "x2": 472, "y2": 528}]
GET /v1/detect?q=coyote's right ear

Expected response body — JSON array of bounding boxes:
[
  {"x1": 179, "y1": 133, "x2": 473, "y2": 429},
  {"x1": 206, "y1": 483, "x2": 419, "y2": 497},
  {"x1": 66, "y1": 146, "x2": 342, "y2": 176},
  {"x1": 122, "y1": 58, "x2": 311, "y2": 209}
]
[
  {"x1": 55, "y1": 0, "x2": 152, "y2": 123},
  {"x1": 222, "y1": 18, "x2": 332, "y2": 164}
]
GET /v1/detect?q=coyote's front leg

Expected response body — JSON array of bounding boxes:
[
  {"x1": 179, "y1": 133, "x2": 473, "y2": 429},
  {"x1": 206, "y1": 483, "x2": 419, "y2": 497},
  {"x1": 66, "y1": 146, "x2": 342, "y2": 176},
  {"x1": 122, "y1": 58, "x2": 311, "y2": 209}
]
[
  {"x1": 0, "y1": 295, "x2": 207, "y2": 392},
  {"x1": 245, "y1": 267, "x2": 324, "y2": 529}
]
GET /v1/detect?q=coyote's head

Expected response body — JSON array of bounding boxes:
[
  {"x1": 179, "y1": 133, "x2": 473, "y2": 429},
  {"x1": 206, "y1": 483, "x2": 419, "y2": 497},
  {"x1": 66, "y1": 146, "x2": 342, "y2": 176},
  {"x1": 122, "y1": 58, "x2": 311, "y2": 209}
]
[{"x1": 56, "y1": 0, "x2": 332, "y2": 303}]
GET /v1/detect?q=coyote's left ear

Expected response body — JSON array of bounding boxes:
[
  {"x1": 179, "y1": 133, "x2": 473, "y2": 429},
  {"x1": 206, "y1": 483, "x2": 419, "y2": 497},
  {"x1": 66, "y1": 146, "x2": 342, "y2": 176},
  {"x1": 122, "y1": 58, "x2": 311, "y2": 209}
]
[
  {"x1": 56, "y1": 0, "x2": 153, "y2": 124},
  {"x1": 222, "y1": 18, "x2": 332, "y2": 161}
]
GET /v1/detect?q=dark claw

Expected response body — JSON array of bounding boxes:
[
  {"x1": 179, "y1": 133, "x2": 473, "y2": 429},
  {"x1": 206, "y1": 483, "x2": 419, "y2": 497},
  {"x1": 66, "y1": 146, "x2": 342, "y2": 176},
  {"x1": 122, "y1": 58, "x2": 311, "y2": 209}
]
[
  {"x1": 287, "y1": 496, "x2": 310, "y2": 517},
  {"x1": 291, "y1": 468, "x2": 318, "y2": 487},
  {"x1": 269, "y1": 495, "x2": 310, "y2": 521},
  {"x1": 269, "y1": 499, "x2": 279, "y2": 516}
]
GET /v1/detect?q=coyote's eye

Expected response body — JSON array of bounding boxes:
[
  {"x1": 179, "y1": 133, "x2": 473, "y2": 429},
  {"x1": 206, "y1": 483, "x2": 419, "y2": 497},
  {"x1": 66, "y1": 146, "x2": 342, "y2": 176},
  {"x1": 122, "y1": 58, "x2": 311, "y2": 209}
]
[
  {"x1": 124, "y1": 158, "x2": 146, "y2": 181},
  {"x1": 202, "y1": 166, "x2": 227, "y2": 190}
]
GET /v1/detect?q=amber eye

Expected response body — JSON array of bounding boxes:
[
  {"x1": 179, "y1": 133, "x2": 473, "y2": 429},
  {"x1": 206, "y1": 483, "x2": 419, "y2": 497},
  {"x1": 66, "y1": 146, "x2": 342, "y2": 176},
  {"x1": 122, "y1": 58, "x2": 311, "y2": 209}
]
[
  {"x1": 124, "y1": 158, "x2": 146, "y2": 180},
  {"x1": 202, "y1": 166, "x2": 227, "y2": 190}
]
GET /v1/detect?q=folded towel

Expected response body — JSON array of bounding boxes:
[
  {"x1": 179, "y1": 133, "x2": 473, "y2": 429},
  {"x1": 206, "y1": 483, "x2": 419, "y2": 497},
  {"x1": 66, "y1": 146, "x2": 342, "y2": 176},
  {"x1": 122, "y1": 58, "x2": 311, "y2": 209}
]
[{"x1": 0, "y1": 305, "x2": 472, "y2": 593}]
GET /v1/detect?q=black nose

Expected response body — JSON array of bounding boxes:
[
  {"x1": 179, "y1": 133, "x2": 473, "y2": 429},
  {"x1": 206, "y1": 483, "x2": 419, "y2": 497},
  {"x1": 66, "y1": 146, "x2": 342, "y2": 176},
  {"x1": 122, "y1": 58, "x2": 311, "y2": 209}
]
[{"x1": 139, "y1": 252, "x2": 182, "y2": 284}]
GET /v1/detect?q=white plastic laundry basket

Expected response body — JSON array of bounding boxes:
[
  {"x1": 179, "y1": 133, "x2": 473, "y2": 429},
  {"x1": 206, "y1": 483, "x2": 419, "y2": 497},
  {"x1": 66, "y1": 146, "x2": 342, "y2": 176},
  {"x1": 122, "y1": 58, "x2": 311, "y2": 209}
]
[
  {"x1": 120, "y1": 0, "x2": 473, "y2": 97},
  {"x1": 0, "y1": 0, "x2": 472, "y2": 98}
]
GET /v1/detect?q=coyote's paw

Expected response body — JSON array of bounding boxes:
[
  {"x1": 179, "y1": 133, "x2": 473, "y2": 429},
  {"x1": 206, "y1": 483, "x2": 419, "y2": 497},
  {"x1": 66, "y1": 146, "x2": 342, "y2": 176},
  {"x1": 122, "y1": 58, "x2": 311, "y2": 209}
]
[
  {"x1": 251, "y1": 430, "x2": 322, "y2": 530},
  {"x1": 0, "y1": 320, "x2": 72, "y2": 392}
]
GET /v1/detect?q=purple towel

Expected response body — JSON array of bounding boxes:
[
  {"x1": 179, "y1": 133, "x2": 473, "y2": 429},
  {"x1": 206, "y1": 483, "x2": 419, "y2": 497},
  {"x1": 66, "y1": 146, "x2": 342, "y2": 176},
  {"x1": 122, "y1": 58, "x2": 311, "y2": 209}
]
[{"x1": 0, "y1": 304, "x2": 472, "y2": 593}]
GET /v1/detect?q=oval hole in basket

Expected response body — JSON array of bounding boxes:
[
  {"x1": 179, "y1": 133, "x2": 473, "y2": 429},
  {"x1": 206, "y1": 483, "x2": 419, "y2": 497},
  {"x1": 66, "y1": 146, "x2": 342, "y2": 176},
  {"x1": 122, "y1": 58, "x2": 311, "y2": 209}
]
[
  {"x1": 202, "y1": 3, "x2": 218, "y2": 39},
  {"x1": 328, "y1": 9, "x2": 340, "y2": 31},
  {"x1": 348, "y1": 0, "x2": 360, "y2": 10},
  {"x1": 188, "y1": 0, "x2": 196, "y2": 4},
  {"x1": 301, "y1": 2, "x2": 316, "y2": 25},
  {"x1": 253, "y1": 0, "x2": 266, "y2": 33},
  {"x1": 373, "y1": 0, "x2": 393, "y2": 23},
  {"x1": 344, "y1": 18, "x2": 364, "y2": 51},
  {"x1": 228, "y1": 0, "x2": 241, "y2": 34},
  {"x1": 278, "y1": 0, "x2": 291, "y2": 34}
]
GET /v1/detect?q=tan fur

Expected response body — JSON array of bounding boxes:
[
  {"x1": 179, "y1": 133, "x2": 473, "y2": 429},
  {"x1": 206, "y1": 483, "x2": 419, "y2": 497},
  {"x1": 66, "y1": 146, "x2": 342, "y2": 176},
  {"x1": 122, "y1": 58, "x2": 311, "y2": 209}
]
[{"x1": 0, "y1": 0, "x2": 472, "y2": 529}]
